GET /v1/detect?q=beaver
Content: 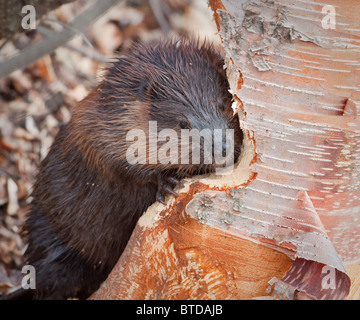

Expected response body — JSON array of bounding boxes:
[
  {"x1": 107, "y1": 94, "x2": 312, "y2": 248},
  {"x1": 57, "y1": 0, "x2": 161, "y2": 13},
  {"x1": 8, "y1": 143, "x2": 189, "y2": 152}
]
[{"x1": 4, "y1": 38, "x2": 243, "y2": 299}]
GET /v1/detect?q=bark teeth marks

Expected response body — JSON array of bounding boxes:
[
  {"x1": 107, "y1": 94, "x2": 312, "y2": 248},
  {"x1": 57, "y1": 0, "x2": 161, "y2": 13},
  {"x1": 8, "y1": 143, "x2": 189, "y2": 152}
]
[{"x1": 243, "y1": 5, "x2": 294, "y2": 42}]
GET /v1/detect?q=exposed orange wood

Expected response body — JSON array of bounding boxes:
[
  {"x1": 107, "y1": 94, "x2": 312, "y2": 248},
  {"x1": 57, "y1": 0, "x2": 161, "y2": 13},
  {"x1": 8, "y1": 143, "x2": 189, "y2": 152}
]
[
  {"x1": 90, "y1": 201, "x2": 293, "y2": 300},
  {"x1": 208, "y1": 0, "x2": 225, "y2": 32}
]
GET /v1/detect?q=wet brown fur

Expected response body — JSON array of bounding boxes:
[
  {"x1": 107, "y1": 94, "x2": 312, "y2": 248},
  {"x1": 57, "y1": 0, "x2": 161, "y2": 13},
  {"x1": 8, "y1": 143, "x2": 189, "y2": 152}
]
[{"x1": 12, "y1": 38, "x2": 242, "y2": 299}]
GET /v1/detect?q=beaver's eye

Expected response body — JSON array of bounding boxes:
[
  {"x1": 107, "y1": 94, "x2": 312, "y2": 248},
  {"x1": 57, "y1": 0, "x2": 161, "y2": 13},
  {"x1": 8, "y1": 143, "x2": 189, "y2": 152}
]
[{"x1": 179, "y1": 121, "x2": 190, "y2": 129}]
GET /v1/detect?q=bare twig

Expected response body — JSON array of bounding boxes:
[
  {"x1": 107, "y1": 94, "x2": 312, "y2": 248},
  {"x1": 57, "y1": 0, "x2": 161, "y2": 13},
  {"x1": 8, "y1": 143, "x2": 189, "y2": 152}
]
[
  {"x1": 0, "y1": 0, "x2": 122, "y2": 78},
  {"x1": 42, "y1": 18, "x2": 94, "y2": 49},
  {"x1": 149, "y1": 0, "x2": 171, "y2": 35},
  {"x1": 0, "y1": 39, "x2": 8, "y2": 53},
  {"x1": 37, "y1": 25, "x2": 116, "y2": 64}
]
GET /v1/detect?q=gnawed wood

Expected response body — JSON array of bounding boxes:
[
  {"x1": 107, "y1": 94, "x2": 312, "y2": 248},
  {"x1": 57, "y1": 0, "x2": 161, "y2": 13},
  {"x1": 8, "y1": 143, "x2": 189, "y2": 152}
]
[{"x1": 90, "y1": 185, "x2": 293, "y2": 299}]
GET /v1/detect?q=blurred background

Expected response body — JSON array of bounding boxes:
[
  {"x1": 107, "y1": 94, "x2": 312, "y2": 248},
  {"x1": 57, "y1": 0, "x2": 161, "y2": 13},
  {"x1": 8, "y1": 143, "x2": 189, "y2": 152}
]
[{"x1": 0, "y1": 0, "x2": 220, "y2": 293}]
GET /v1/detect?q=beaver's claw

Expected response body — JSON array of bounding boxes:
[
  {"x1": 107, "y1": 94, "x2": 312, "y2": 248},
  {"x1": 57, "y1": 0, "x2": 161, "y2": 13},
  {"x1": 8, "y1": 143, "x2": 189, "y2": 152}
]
[{"x1": 156, "y1": 175, "x2": 184, "y2": 205}]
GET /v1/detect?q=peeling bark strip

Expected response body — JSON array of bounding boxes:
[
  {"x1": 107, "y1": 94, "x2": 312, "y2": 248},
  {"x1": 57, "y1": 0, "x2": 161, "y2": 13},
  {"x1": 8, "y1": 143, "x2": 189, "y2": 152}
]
[
  {"x1": 210, "y1": 0, "x2": 359, "y2": 299},
  {"x1": 186, "y1": 190, "x2": 345, "y2": 271},
  {"x1": 268, "y1": 258, "x2": 351, "y2": 300}
]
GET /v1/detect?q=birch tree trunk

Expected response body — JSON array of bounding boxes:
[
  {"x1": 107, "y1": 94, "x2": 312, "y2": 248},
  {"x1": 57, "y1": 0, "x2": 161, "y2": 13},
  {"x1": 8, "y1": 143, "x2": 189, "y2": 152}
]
[{"x1": 90, "y1": 0, "x2": 360, "y2": 300}]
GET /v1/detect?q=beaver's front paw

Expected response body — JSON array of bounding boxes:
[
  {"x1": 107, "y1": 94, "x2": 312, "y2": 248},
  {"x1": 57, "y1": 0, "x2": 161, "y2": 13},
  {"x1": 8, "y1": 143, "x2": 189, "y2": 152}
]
[{"x1": 156, "y1": 175, "x2": 185, "y2": 205}]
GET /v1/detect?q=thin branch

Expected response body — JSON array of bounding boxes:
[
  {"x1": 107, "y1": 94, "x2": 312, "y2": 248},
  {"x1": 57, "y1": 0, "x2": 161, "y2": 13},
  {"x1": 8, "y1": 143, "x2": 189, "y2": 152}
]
[
  {"x1": 0, "y1": 0, "x2": 122, "y2": 78},
  {"x1": 42, "y1": 18, "x2": 95, "y2": 49},
  {"x1": 37, "y1": 25, "x2": 116, "y2": 64},
  {"x1": 149, "y1": 0, "x2": 171, "y2": 35}
]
